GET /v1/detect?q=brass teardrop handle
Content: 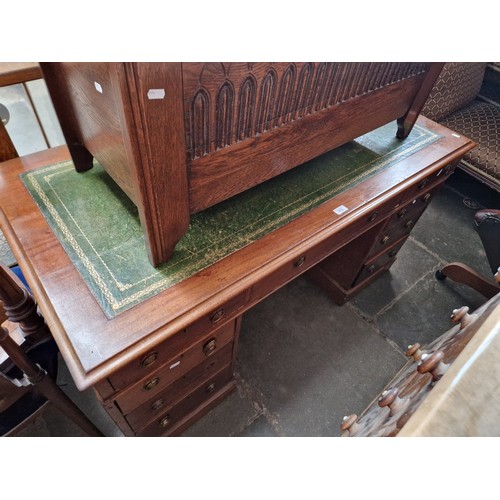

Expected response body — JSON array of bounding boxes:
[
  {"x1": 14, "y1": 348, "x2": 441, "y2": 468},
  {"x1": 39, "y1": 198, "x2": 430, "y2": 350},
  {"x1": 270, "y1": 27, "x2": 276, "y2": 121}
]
[
  {"x1": 397, "y1": 208, "x2": 408, "y2": 218},
  {"x1": 404, "y1": 220, "x2": 414, "y2": 230},
  {"x1": 295, "y1": 255, "x2": 306, "y2": 267},
  {"x1": 141, "y1": 351, "x2": 158, "y2": 367},
  {"x1": 151, "y1": 398, "x2": 164, "y2": 411},
  {"x1": 159, "y1": 415, "x2": 171, "y2": 428},
  {"x1": 144, "y1": 377, "x2": 160, "y2": 391},
  {"x1": 210, "y1": 308, "x2": 224, "y2": 323},
  {"x1": 368, "y1": 211, "x2": 378, "y2": 222},
  {"x1": 418, "y1": 179, "x2": 429, "y2": 190},
  {"x1": 381, "y1": 235, "x2": 390, "y2": 245},
  {"x1": 423, "y1": 193, "x2": 432, "y2": 202},
  {"x1": 203, "y1": 338, "x2": 217, "y2": 357}
]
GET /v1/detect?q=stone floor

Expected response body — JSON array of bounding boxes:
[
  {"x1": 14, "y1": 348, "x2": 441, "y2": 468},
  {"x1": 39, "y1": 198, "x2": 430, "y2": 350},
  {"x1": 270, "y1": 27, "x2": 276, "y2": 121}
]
[
  {"x1": 7, "y1": 168, "x2": 499, "y2": 438},
  {"x1": 2, "y1": 77, "x2": 499, "y2": 437}
]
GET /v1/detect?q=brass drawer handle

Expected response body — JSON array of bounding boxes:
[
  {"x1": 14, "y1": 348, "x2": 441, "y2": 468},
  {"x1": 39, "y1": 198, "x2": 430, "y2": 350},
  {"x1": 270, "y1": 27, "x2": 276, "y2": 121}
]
[
  {"x1": 423, "y1": 193, "x2": 432, "y2": 203},
  {"x1": 144, "y1": 377, "x2": 160, "y2": 391},
  {"x1": 397, "y1": 208, "x2": 408, "y2": 218},
  {"x1": 206, "y1": 382, "x2": 217, "y2": 393},
  {"x1": 151, "y1": 398, "x2": 164, "y2": 411},
  {"x1": 404, "y1": 220, "x2": 414, "y2": 230},
  {"x1": 141, "y1": 351, "x2": 158, "y2": 368},
  {"x1": 367, "y1": 265, "x2": 376, "y2": 274},
  {"x1": 210, "y1": 308, "x2": 224, "y2": 324},
  {"x1": 159, "y1": 415, "x2": 171, "y2": 429},
  {"x1": 203, "y1": 338, "x2": 217, "y2": 357},
  {"x1": 380, "y1": 235, "x2": 390, "y2": 245},
  {"x1": 418, "y1": 179, "x2": 429, "y2": 190},
  {"x1": 368, "y1": 211, "x2": 378, "y2": 222},
  {"x1": 388, "y1": 250, "x2": 398, "y2": 258},
  {"x1": 294, "y1": 255, "x2": 306, "y2": 268}
]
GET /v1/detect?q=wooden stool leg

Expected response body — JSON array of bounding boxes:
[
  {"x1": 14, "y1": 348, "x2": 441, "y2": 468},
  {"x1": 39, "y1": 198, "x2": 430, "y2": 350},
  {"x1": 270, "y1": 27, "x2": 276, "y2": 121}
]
[
  {"x1": 436, "y1": 262, "x2": 500, "y2": 299},
  {"x1": 0, "y1": 327, "x2": 103, "y2": 436}
]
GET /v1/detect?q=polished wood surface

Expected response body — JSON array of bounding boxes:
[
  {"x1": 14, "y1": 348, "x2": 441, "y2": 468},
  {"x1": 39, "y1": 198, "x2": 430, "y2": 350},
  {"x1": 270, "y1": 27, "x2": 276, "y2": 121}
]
[
  {"x1": 40, "y1": 62, "x2": 444, "y2": 266},
  {"x1": 0, "y1": 117, "x2": 475, "y2": 393},
  {"x1": 437, "y1": 262, "x2": 500, "y2": 298},
  {"x1": 0, "y1": 120, "x2": 17, "y2": 162},
  {"x1": 0, "y1": 62, "x2": 42, "y2": 87}
]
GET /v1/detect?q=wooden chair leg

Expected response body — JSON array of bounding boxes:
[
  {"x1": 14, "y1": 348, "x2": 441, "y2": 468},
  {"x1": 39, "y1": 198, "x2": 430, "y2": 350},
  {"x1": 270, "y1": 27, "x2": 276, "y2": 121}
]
[
  {"x1": 1, "y1": 326, "x2": 103, "y2": 436},
  {"x1": 435, "y1": 262, "x2": 500, "y2": 299}
]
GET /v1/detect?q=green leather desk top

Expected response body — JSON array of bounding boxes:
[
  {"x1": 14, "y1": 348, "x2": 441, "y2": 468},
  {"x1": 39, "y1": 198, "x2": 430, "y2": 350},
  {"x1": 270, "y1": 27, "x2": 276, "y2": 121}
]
[{"x1": 22, "y1": 121, "x2": 439, "y2": 317}]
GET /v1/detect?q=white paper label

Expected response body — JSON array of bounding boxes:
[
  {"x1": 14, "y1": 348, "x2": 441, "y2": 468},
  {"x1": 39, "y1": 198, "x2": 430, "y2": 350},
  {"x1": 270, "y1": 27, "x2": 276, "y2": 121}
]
[
  {"x1": 94, "y1": 81, "x2": 103, "y2": 93},
  {"x1": 451, "y1": 133, "x2": 461, "y2": 138},
  {"x1": 147, "y1": 88, "x2": 166, "y2": 100},
  {"x1": 169, "y1": 360, "x2": 181, "y2": 369},
  {"x1": 333, "y1": 205, "x2": 348, "y2": 215}
]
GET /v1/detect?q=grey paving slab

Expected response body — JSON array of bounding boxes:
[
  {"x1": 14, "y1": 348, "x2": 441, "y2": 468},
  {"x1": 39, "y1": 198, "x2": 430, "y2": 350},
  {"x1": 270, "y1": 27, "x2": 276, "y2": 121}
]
[
  {"x1": 181, "y1": 385, "x2": 260, "y2": 437},
  {"x1": 375, "y1": 270, "x2": 487, "y2": 351},
  {"x1": 56, "y1": 355, "x2": 124, "y2": 437},
  {"x1": 236, "y1": 276, "x2": 406, "y2": 436},
  {"x1": 352, "y1": 238, "x2": 440, "y2": 318},
  {"x1": 14, "y1": 402, "x2": 89, "y2": 437},
  {"x1": 236, "y1": 415, "x2": 279, "y2": 437},
  {"x1": 411, "y1": 186, "x2": 491, "y2": 277},
  {"x1": 447, "y1": 169, "x2": 500, "y2": 210}
]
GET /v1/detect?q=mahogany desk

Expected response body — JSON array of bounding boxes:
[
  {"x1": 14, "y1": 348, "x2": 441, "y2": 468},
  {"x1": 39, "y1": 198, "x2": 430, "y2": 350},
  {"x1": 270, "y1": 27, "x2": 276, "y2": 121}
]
[{"x1": 0, "y1": 116, "x2": 475, "y2": 436}]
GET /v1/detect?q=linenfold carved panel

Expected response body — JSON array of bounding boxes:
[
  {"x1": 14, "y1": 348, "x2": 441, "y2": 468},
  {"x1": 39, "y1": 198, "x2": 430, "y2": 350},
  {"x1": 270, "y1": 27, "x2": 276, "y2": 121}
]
[{"x1": 182, "y1": 62, "x2": 430, "y2": 159}]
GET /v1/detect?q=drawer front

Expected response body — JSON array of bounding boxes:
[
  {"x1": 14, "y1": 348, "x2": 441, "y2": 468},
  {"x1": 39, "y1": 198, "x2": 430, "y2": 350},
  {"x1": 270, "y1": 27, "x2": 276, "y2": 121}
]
[
  {"x1": 386, "y1": 182, "x2": 443, "y2": 231},
  {"x1": 135, "y1": 364, "x2": 234, "y2": 437},
  {"x1": 109, "y1": 314, "x2": 239, "y2": 391},
  {"x1": 399, "y1": 162, "x2": 454, "y2": 204},
  {"x1": 366, "y1": 207, "x2": 425, "y2": 260},
  {"x1": 115, "y1": 321, "x2": 236, "y2": 414},
  {"x1": 353, "y1": 243, "x2": 403, "y2": 286},
  {"x1": 124, "y1": 342, "x2": 234, "y2": 427},
  {"x1": 250, "y1": 194, "x2": 403, "y2": 303}
]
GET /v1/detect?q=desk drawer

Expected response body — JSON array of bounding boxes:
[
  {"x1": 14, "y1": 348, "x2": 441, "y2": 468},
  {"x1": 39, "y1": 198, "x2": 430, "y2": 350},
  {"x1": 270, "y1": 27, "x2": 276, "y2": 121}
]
[
  {"x1": 135, "y1": 364, "x2": 234, "y2": 436},
  {"x1": 399, "y1": 163, "x2": 454, "y2": 204},
  {"x1": 124, "y1": 342, "x2": 234, "y2": 428},
  {"x1": 353, "y1": 237, "x2": 407, "y2": 286},
  {"x1": 115, "y1": 320, "x2": 236, "y2": 414},
  {"x1": 366, "y1": 207, "x2": 425, "y2": 260},
  {"x1": 250, "y1": 195, "x2": 403, "y2": 303},
  {"x1": 386, "y1": 183, "x2": 442, "y2": 231},
  {"x1": 109, "y1": 316, "x2": 239, "y2": 391}
]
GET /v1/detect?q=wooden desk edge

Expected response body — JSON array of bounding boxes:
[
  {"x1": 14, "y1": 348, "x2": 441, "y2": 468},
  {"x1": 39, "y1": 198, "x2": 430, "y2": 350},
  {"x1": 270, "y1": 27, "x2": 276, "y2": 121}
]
[
  {"x1": 0, "y1": 62, "x2": 42, "y2": 87},
  {"x1": 0, "y1": 121, "x2": 477, "y2": 390}
]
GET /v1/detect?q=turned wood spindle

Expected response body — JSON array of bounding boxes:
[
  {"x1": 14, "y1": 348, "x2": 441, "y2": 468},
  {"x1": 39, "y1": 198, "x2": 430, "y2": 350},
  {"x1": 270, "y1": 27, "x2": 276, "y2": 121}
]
[
  {"x1": 0, "y1": 265, "x2": 49, "y2": 339},
  {"x1": 417, "y1": 350, "x2": 448, "y2": 381},
  {"x1": 405, "y1": 343, "x2": 424, "y2": 361},
  {"x1": 450, "y1": 306, "x2": 477, "y2": 329},
  {"x1": 340, "y1": 414, "x2": 359, "y2": 436},
  {"x1": 378, "y1": 387, "x2": 408, "y2": 416}
]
